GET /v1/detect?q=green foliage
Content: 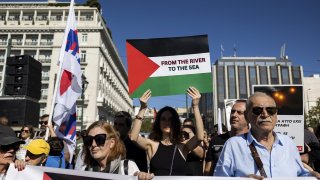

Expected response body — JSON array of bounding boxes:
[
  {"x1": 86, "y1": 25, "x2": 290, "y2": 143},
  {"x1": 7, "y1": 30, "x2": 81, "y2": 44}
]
[
  {"x1": 306, "y1": 97, "x2": 320, "y2": 128},
  {"x1": 140, "y1": 118, "x2": 153, "y2": 133},
  {"x1": 85, "y1": 0, "x2": 101, "y2": 11}
]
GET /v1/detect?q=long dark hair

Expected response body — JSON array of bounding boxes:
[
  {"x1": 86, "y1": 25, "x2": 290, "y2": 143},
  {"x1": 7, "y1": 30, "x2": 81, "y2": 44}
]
[
  {"x1": 19, "y1": 125, "x2": 35, "y2": 139},
  {"x1": 151, "y1": 106, "x2": 181, "y2": 144}
]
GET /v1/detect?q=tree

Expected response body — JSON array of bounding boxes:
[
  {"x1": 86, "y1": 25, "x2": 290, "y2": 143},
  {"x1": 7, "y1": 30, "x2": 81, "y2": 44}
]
[
  {"x1": 140, "y1": 118, "x2": 153, "y2": 133},
  {"x1": 305, "y1": 97, "x2": 320, "y2": 128},
  {"x1": 85, "y1": 0, "x2": 101, "y2": 11}
]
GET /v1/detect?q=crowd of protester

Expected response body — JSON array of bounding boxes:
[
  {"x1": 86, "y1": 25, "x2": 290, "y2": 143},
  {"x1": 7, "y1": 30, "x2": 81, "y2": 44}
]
[{"x1": 1, "y1": 87, "x2": 320, "y2": 179}]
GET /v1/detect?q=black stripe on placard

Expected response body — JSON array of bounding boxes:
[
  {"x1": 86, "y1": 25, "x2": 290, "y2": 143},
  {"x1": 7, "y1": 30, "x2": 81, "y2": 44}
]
[{"x1": 127, "y1": 34, "x2": 209, "y2": 57}]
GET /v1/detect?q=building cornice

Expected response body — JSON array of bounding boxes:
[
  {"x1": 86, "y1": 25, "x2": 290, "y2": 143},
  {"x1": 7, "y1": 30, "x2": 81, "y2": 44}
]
[{"x1": 0, "y1": 27, "x2": 102, "y2": 33}]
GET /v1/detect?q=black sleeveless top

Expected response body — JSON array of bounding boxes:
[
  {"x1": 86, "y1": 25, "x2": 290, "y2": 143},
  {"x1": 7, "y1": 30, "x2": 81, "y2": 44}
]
[{"x1": 149, "y1": 142, "x2": 186, "y2": 176}]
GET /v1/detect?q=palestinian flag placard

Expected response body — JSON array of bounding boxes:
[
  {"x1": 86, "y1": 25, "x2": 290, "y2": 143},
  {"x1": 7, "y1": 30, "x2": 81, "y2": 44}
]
[{"x1": 127, "y1": 35, "x2": 213, "y2": 98}]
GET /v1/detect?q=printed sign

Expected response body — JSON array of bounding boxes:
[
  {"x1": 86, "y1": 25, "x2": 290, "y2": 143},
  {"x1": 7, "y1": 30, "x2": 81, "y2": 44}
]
[{"x1": 127, "y1": 35, "x2": 213, "y2": 97}]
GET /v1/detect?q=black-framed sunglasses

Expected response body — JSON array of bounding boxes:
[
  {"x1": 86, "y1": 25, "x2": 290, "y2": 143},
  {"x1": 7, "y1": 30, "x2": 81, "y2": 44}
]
[
  {"x1": 39, "y1": 121, "x2": 48, "y2": 125},
  {"x1": 231, "y1": 109, "x2": 245, "y2": 115},
  {"x1": 84, "y1": 134, "x2": 107, "y2": 147},
  {"x1": 252, "y1": 106, "x2": 278, "y2": 116},
  {"x1": 0, "y1": 143, "x2": 20, "y2": 152}
]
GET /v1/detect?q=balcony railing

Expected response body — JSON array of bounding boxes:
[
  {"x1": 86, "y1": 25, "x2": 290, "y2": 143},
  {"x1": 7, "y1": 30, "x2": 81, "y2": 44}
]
[
  {"x1": 11, "y1": 41, "x2": 22, "y2": 45},
  {"x1": 8, "y1": 17, "x2": 18, "y2": 21},
  {"x1": 39, "y1": 58, "x2": 51, "y2": 63},
  {"x1": 36, "y1": 17, "x2": 47, "y2": 21},
  {"x1": 41, "y1": 95, "x2": 48, "y2": 99},
  {"x1": 80, "y1": 17, "x2": 93, "y2": 21},
  {"x1": 40, "y1": 41, "x2": 53, "y2": 45},
  {"x1": 25, "y1": 41, "x2": 38, "y2": 45},
  {"x1": 0, "y1": 58, "x2": 5, "y2": 62},
  {"x1": 41, "y1": 76, "x2": 49, "y2": 81},
  {"x1": 0, "y1": 42, "x2": 7, "y2": 45},
  {"x1": 22, "y1": 17, "x2": 33, "y2": 21}
]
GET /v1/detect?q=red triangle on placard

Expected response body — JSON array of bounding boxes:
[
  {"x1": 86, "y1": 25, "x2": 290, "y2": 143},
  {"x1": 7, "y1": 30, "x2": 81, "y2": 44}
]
[{"x1": 127, "y1": 41, "x2": 160, "y2": 95}]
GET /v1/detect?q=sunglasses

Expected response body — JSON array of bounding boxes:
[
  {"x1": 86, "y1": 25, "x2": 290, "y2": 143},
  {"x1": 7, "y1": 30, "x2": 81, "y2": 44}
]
[
  {"x1": 26, "y1": 150, "x2": 43, "y2": 159},
  {"x1": 39, "y1": 121, "x2": 48, "y2": 125},
  {"x1": 252, "y1": 106, "x2": 278, "y2": 116},
  {"x1": 182, "y1": 131, "x2": 191, "y2": 139},
  {"x1": 22, "y1": 129, "x2": 30, "y2": 133},
  {"x1": 84, "y1": 134, "x2": 107, "y2": 147},
  {"x1": 231, "y1": 109, "x2": 245, "y2": 115},
  {"x1": 0, "y1": 143, "x2": 20, "y2": 152}
]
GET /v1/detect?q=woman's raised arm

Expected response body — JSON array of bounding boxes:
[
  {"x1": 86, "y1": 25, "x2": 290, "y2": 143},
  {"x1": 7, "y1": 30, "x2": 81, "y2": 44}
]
[{"x1": 130, "y1": 90, "x2": 152, "y2": 150}]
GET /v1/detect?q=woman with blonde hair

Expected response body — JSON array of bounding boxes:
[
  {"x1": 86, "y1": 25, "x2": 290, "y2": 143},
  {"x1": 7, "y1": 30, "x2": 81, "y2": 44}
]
[{"x1": 80, "y1": 121, "x2": 153, "y2": 179}]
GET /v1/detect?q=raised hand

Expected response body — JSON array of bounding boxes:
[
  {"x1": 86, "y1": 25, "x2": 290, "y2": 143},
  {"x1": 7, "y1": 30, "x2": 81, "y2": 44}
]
[
  {"x1": 139, "y1": 89, "x2": 151, "y2": 109},
  {"x1": 187, "y1": 86, "x2": 201, "y2": 107}
]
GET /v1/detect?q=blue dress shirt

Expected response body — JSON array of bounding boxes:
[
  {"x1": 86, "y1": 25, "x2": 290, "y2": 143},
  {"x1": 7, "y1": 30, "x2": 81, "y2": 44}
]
[{"x1": 214, "y1": 130, "x2": 311, "y2": 177}]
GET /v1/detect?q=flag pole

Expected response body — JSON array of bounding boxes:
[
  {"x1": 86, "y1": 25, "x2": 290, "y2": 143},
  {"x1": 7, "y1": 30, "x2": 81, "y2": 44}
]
[{"x1": 45, "y1": 0, "x2": 75, "y2": 141}]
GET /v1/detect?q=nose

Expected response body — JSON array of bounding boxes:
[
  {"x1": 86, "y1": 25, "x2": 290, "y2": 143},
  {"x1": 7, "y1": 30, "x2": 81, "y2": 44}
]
[
  {"x1": 91, "y1": 139, "x2": 97, "y2": 147},
  {"x1": 25, "y1": 156, "x2": 30, "y2": 161},
  {"x1": 260, "y1": 108, "x2": 269, "y2": 117}
]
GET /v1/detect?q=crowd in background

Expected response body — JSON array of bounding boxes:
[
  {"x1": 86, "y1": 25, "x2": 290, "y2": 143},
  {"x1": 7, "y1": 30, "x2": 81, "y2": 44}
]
[{"x1": 1, "y1": 88, "x2": 320, "y2": 180}]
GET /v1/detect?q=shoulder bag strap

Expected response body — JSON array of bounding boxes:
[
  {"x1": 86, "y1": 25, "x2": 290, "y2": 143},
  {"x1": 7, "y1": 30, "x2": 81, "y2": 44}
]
[
  {"x1": 124, "y1": 159, "x2": 129, "y2": 175},
  {"x1": 245, "y1": 133, "x2": 267, "y2": 178},
  {"x1": 169, "y1": 145, "x2": 177, "y2": 176}
]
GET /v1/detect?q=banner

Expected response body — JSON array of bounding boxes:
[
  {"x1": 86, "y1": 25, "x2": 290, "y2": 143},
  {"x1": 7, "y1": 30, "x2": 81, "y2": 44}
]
[
  {"x1": 253, "y1": 85, "x2": 304, "y2": 152},
  {"x1": 6, "y1": 164, "x2": 316, "y2": 180},
  {"x1": 126, "y1": 35, "x2": 213, "y2": 98}
]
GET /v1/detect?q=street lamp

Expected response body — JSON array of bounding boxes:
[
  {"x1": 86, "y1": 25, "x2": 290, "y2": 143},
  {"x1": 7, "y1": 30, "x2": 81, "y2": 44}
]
[{"x1": 81, "y1": 74, "x2": 89, "y2": 131}]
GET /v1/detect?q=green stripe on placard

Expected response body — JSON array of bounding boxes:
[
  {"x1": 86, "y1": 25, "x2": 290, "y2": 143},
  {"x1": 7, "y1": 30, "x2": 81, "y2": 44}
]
[{"x1": 130, "y1": 73, "x2": 213, "y2": 98}]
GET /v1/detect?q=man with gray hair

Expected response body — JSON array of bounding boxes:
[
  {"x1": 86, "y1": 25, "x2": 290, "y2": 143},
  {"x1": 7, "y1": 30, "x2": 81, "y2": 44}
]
[{"x1": 214, "y1": 92, "x2": 319, "y2": 179}]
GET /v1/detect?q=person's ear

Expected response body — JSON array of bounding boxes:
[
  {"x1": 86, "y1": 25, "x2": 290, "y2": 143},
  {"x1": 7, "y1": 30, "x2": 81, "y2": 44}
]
[
  {"x1": 41, "y1": 155, "x2": 47, "y2": 165},
  {"x1": 109, "y1": 138, "x2": 116, "y2": 149}
]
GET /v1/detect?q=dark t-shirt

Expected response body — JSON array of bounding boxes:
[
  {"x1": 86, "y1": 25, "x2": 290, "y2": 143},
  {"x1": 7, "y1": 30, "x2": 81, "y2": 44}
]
[
  {"x1": 124, "y1": 137, "x2": 148, "y2": 172},
  {"x1": 185, "y1": 151, "x2": 203, "y2": 176},
  {"x1": 205, "y1": 132, "x2": 231, "y2": 170}
]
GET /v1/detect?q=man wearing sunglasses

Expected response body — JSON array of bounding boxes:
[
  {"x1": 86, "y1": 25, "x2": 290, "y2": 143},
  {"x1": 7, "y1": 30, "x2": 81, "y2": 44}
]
[
  {"x1": 214, "y1": 92, "x2": 320, "y2": 179},
  {"x1": 0, "y1": 125, "x2": 26, "y2": 179}
]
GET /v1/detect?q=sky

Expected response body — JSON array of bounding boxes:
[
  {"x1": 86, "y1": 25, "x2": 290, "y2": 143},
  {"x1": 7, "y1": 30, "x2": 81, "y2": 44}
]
[{"x1": 10, "y1": 0, "x2": 320, "y2": 109}]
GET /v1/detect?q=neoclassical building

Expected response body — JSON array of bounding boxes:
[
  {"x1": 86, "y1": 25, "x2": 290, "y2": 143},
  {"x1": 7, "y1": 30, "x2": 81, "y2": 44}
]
[{"x1": 0, "y1": 1, "x2": 132, "y2": 129}]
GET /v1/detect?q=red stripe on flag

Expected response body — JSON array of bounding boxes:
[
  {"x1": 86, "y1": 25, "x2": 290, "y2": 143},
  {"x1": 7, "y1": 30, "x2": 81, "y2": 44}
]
[
  {"x1": 60, "y1": 70, "x2": 72, "y2": 95},
  {"x1": 126, "y1": 42, "x2": 160, "y2": 95},
  {"x1": 70, "y1": 42, "x2": 77, "y2": 51},
  {"x1": 43, "y1": 172, "x2": 52, "y2": 180}
]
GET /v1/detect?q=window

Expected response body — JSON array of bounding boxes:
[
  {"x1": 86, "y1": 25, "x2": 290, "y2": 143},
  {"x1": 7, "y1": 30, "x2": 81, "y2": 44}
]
[
  {"x1": 41, "y1": 89, "x2": 48, "y2": 99},
  {"x1": 238, "y1": 66, "x2": 247, "y2": 98},
  {"x1": 292, "y1": 67, "x2": 301, "y2": 84},
  {"x1": 217, "y1": 66, "x2": 225, "y2": 107},
  {"x1": 281, "y1": 66, "x2": 289, "y2": 84},
  {"x1": 249, "y1": 67, "x2": 257, "y2": 92},
  {"x1": 259, "y1": 66, "x2": 268, "y2": 85},
  {"x1": 42, "y1": 71, "x2": 49, "y2": 80},
  {"x1": 228, "y1": 66, "x2": 236, "y2": 99},
  {"x1": 81, "y1": 50, "x2": 86, "y2": 62},
  {"x1": 82, "y1": 34, "x2": 88, "y2": 43},
  {"x1": 40, "y1": 108, "x2": 46, "y2": 116},
  {"x1": 270, "y1": 66, "x2": 279, "y2": 84}
]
